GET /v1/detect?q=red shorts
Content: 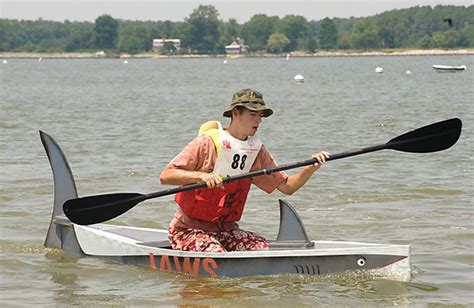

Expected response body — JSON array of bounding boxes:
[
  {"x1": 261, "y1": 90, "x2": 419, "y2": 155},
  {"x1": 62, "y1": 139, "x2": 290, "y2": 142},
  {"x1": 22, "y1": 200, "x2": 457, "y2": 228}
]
[{"x1": 168, "y1": 228, "x2": 269, "y2": 252}]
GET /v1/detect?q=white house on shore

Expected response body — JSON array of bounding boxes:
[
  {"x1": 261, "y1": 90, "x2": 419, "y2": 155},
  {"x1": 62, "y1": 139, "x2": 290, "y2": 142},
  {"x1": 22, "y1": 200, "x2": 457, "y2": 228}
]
[
  {"x1": 153, "y1": 39, "x2": 181, "y2": 52},
  {"x1": 225, "y1": 38, "x2": 248, "y2": 55}
]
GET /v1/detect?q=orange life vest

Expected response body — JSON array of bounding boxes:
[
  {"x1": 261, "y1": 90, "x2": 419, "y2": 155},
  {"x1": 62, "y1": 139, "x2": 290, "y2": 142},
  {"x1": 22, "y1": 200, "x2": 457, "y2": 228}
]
[
  {"x1": 175, "y1": 121, "x2": 261, "y2": 223},
  {"x1": 175, "y1": 178, "x2": 251, "y2": 223}
]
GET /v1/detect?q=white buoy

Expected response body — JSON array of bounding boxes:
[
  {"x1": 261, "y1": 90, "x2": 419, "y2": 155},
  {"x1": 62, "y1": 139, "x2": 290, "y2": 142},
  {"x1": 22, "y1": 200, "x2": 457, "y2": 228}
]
[
  {"x1": 294, "y1": 74, "x2": 304, "y2": 84},
  {"x1": 123, "y1": 60, "x2": 128, "y2": 64},
  {"x1": 2, "y1": 59, "x2": 7, "y2": 64},
  {"x1": 406, "y1": 70, "x2": 412, "y2": 75},
  {"x1": 223, "y1": 60, "x2": 228, "y2": 64},
  {"x1": 375, "y1": 67, "x2": 383, "y2": 73}
]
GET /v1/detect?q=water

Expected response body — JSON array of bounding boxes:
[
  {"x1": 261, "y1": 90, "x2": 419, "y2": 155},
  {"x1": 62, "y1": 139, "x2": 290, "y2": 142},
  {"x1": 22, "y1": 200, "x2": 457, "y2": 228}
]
[{"x1": 1, "y1": 55, "x2": 473, "y2": 306}]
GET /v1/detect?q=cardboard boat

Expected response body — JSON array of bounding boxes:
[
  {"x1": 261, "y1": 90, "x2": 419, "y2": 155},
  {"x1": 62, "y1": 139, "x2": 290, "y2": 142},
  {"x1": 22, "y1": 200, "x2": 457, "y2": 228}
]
[{"x1": 40, "y1": 131, "x2": 411, "y2": 280}]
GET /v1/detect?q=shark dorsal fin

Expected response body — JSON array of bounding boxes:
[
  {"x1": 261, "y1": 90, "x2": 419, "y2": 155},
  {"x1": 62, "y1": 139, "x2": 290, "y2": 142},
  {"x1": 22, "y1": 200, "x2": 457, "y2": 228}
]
[{"x1": 276, "y1": 199, "x2": 310, "y2": 243}]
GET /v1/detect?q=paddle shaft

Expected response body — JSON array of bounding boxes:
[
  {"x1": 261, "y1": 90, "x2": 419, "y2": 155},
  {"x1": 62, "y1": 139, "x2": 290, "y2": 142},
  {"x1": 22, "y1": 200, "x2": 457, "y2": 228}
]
[
  {"x1": 68, "y1": 143, "x2": 386, "y2": 214},
  {"x1": 143, "y1": 143, "x2": 386, "y2": 200},
  {"x1": 142, "y1": 128, "x2": 451, "y2": 202}
]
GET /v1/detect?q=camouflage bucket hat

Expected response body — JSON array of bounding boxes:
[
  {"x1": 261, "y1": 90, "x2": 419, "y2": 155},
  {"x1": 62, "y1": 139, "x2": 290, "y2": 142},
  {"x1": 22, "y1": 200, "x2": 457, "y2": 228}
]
[{"x1": 223, "y1": 89, "x2": 273, "y2": 118}]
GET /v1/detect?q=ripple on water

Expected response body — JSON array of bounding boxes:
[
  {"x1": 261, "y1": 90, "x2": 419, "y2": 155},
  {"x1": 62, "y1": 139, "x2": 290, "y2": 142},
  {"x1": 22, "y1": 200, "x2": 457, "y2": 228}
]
[
  {"x1": 407, "y1": 187, "x2": 465, "y2": 196},
  {"x1": 0, "y1": 240, "x2": 54, "y2": 254}
]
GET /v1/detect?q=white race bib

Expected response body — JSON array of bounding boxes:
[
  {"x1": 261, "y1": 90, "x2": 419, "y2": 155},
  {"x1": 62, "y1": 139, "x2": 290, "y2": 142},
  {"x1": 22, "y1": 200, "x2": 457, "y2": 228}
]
[{"x1": 212, "y1": 124, "x2": 262, "y2": 177}]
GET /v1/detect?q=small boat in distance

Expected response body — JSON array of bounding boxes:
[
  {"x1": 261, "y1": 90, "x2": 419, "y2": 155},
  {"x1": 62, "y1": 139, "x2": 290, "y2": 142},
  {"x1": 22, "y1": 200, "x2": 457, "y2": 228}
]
[{"x1": 432, "y1": 64, "x2": 467, "y2": 73}]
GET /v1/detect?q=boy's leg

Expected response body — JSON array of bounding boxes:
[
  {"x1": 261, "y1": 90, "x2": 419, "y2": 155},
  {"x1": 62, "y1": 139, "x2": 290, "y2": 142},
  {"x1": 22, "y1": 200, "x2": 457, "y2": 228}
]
[
  {"x1": 169, "y1": 228, "x2": 226, "y2": 252},
  {"x1": 218, "y1": 229, "x2": 269, "y2": 251}
]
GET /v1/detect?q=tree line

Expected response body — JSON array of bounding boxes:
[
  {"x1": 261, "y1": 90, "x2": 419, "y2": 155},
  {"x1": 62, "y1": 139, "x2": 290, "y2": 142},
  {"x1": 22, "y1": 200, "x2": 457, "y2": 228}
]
[{"x1": 0, "y1": 4, "x2": 472, "y2": 54}]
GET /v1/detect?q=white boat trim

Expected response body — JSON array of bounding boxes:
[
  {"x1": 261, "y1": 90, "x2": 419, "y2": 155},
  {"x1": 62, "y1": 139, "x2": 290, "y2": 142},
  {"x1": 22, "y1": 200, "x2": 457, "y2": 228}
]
[{"x1": 75, "y1": 223, "x2": 410, "y2": 258}]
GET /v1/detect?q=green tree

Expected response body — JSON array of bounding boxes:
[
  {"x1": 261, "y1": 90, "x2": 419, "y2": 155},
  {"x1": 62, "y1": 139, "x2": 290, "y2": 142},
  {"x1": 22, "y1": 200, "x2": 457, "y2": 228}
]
[
  {"x1": 240, "y1": 14, "x2": 278, "y2": 51},
  {"x1": 274, "y1": 15, "x2": 308, "y2": 51},
  {"x1": 459, "y1": 24, "x2": 474, "y2": 47},
  {"x1": 338, "y1": 31, "x2": 351, "y2": 49},
  {"x1": 306, "y1": 37, "x2": 317, "y2": 52},
  {"x1": 267, "y1": 33, "x2": 290, "y2": 53},
  {"x1": 0, "y1": 19, "x2": 16, "y2": 51},
  {"x1": 160, "y1": 20, "x2": 178, "y2": 38},
  {"x1": 118, "y1": 36, "x2": 144, "y2": 54},
  {"x1": 64, "y1": 22, "x2": 94, "y2": 51},
  {"x1": 318, "y1": 17, "x2": 337, "y2": 49},
  {"x1": 432, "y1": 30, "x2": 461, "y2": 48},
  {"x1": 182, "y1": 5, "x2": 220, "y2": 53},
  {"x1": 377, "y1": 25, "x2": 395, "y2": 48},
  {"x1": 350, "y1": 19, "x2": 381, "y2": 49},
  {"x1": 118, "y1": 23, "x2": 150, "y2": 54},
  {"x1": 417, "y1": 35, "x2": 433, "y2": 48},
  {"x1": 94, "y1": 14, "x2": 118, "y2": 50}
]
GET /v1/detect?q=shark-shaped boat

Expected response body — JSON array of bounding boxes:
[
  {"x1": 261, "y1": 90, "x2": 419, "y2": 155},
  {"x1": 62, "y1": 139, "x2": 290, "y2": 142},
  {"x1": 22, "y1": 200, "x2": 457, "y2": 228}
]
[{"x1": 40, "y1": 131, "x2": 411, "y2": 280}]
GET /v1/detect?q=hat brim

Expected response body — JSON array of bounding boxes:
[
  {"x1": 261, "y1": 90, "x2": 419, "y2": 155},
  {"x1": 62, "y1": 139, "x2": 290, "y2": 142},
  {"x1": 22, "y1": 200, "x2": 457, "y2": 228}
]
[{"x1": 223, "y1": 103, "x2": 273, "y2": 118}]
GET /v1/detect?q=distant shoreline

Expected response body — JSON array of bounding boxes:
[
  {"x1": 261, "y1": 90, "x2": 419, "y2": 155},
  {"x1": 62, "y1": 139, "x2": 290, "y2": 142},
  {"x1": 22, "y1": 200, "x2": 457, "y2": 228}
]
[{"x1": 1, "y1": 49, "x2": 473, "y2": 59}]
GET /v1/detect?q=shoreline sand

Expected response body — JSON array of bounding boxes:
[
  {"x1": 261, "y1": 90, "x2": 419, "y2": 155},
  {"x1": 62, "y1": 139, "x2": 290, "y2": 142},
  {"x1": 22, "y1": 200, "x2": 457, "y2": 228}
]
[{"x1": 1, "y1": 49, "x2": 473, "y2": 59}]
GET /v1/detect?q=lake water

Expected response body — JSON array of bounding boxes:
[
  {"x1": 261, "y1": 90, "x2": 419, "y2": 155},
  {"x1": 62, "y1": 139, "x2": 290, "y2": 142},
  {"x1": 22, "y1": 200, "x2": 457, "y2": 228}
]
[{"x1": 1, "y1": 55, "x2": 473, "y2": 306}]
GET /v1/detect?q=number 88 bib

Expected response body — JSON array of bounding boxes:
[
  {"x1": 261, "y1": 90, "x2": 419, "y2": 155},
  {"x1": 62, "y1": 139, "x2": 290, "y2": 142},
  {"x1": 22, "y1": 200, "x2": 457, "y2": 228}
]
[{"x1": 207, "y1": 122, "x2": 262, "y2": 177}]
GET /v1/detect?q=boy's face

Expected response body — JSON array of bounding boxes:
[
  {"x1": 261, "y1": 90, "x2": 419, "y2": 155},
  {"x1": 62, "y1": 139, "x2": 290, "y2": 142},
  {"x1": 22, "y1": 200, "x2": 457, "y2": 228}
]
[{"x1": 233, "y1": 108, "x2": 264, "y2": 137}]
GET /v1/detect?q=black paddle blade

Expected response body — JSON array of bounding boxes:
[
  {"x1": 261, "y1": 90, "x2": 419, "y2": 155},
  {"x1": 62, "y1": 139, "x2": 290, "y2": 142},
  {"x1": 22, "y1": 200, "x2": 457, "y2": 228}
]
[
  {"x1": 63, "y1": 193, "x2": 145, "y2": 225},
  {"x1": 387, "y1": 118, "x2": 462, "y2": 153}
]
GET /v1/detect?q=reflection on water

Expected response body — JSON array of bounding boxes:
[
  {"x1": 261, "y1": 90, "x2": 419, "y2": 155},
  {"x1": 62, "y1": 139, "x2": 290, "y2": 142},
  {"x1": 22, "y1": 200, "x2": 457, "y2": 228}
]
[
  {"x1": 161, "y1": 273, "x2": 419, "y2": 306},
  {"x1": 44, "y1": 251, "x2": 82, "y2": 306}
]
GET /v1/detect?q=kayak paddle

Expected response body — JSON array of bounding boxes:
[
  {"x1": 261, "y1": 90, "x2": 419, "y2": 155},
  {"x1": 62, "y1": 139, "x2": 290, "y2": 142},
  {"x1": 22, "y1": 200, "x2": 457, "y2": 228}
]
[{"x1": 64, "y1": 118, "x2": 462, "y2": 225}]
